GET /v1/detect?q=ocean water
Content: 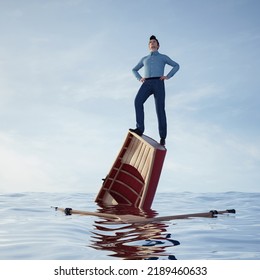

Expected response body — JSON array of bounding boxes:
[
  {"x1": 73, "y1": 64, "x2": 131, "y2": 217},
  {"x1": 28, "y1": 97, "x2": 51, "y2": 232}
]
[{"x1": 0, "y1": 192, "x2": 259, "y2": 260}]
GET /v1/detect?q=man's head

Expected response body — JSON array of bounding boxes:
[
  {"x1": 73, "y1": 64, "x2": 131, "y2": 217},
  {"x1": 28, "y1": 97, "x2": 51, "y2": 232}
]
[{"x1": 149, "y1": 35, "x2": 159, "y2": 51}]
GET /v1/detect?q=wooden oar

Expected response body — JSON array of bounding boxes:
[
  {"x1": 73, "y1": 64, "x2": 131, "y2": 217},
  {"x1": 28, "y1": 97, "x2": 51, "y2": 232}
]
[
  {"x1": 135, "y1": 209, "x2": 236, "y2": 223},
  {"x1": 52, "y1": 206, "x2": 235, "y2": 224}
]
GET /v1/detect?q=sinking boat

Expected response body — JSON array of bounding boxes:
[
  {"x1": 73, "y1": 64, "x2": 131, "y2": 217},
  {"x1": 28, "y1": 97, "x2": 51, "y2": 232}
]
[{"x1": 95, "y1": 131, "x2": 167, "y2": 209}]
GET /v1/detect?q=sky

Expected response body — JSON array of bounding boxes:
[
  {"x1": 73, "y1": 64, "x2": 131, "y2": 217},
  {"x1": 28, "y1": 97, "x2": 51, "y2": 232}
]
[{"x1": 0, "y1": 0, "x2": 259, "y2": 193}]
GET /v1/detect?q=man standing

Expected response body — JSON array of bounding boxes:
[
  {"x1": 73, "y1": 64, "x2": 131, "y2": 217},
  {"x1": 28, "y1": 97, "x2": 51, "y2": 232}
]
[{"x1": 130, "y1": 35, "x2": 179, "y2": 146}]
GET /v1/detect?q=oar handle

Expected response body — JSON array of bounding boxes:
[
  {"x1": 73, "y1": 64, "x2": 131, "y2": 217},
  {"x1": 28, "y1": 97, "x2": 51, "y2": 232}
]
[{"x1": 210, "y1": 209, "x2": 236, "y2": 216}]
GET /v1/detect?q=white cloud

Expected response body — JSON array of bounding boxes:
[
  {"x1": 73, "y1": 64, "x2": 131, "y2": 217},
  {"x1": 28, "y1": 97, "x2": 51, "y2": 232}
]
[
  {"x1": 162, "y1": 118, "x2": 260, "y2": 192},
  {"x1": 0, "y1": 101, "x2": 129, "y2": 193},
  {"x1": 0, "y1": 133, "x2": 51, "y2": 192},
  {"x1": 169, "y1": 83, "x2": 224, "y2": 111}
]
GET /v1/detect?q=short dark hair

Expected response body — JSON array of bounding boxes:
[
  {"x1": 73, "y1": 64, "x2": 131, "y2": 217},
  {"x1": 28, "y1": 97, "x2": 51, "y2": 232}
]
[{"x1": 150, "y1": 35, "x2": 159, "y2": 46}]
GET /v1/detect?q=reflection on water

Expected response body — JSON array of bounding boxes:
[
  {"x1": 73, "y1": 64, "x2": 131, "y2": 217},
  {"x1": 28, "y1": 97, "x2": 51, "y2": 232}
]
[{"x1": 89, "y1": 205, "x2": 180, "y2": 260}]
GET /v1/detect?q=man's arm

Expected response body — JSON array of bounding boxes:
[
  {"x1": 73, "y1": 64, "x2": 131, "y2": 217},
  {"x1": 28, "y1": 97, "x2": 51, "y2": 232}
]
[
  {"x1": 165, "y1": 56, "x2": 180, "y2": 79},
  {"x1": 132, "y1": 58, "x2": 144, "y2": 81}
]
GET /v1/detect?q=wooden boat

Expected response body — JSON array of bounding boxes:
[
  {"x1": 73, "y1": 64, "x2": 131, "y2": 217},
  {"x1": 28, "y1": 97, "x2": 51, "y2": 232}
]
[{"x1": 95, "y1": 131, "x2": 167, "y2": 209}]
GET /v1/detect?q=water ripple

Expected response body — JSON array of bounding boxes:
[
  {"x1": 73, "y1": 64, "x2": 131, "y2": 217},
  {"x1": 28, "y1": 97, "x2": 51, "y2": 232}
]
[{"x1": 0, "y1": 192, "x2": 259, "y2": 260}]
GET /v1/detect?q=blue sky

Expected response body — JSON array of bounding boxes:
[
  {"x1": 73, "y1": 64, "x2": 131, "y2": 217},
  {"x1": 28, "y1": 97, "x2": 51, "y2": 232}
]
[{"x1": 0, "y1": 0, "x2": 259, "y2": 193}]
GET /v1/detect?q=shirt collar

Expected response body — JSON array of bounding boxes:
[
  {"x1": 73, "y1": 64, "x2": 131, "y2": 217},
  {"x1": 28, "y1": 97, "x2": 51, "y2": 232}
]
[{"x1": 150, "y1": 50, "x2": 159, "y2": 56}]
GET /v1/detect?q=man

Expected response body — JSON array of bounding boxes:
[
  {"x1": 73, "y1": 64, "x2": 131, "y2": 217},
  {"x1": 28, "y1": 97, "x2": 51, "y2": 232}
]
[{"x1": 130, "y1": 35, "x2": 179, "y2": 146}]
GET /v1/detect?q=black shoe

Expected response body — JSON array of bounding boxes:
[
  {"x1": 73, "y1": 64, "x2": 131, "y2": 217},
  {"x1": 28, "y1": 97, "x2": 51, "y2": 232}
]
[
  {"x1": 129, "y1": 128, "x2": 143, "y2": 136},
  {"x1": 160, "y1": 138, "x2": 166, "y2": 146}
]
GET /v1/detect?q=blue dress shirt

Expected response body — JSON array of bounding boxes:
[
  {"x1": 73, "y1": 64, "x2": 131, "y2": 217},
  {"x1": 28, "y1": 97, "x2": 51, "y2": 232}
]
[{"x1": 132, "y1": 50, "x2": 179, "y2": 80}]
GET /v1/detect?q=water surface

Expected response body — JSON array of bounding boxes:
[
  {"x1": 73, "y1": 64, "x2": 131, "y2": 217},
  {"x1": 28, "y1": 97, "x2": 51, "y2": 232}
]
[{"x1": 0, "y1": 192, "x2": 259, "y2": 260}]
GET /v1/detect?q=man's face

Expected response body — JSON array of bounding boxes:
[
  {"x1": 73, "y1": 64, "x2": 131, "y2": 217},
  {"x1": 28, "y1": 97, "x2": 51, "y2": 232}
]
[{"x1": 149, "y1": 39, "x2": 159, "y2": 51}]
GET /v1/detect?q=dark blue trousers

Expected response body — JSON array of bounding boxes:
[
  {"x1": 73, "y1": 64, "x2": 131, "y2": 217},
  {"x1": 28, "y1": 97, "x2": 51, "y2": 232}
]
[{"x1": 134, "y1": 79, "x2": 167, "y2": 139}]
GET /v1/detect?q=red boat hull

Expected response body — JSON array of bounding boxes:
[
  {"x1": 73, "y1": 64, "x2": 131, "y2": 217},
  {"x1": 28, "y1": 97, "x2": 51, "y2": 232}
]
[{"x1": 95, "y1": 131, "x2": 167, "y2": 209}]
